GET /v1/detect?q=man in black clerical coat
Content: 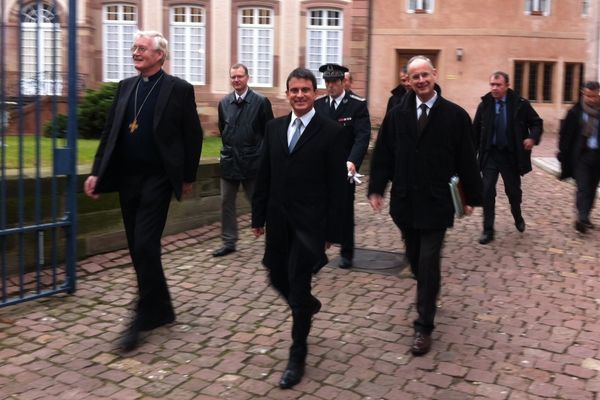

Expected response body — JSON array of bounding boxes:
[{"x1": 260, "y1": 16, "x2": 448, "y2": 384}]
[{"x1": 84, "y1": 31, "x2": 203, "y2": 352}]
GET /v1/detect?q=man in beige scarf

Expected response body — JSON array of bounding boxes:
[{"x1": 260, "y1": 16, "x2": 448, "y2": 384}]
[{"x1": 558, "y1": 81, "x2": 600, "y2": 233}]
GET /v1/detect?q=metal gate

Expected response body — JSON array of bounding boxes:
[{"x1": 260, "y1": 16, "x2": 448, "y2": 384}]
[{"x1": 1, "y1": 0, "x2": 78, "y2": 307}]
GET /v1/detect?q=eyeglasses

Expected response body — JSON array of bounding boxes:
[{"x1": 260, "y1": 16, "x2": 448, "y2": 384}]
[{"x1": 130, "y1": 45, "x2": 154, "y2": 54}]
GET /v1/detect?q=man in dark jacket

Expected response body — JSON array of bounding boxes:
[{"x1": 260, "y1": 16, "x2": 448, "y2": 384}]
[
  {"x1": 84, "y1": 31, "x2": 203, "y2": 351},
  {"x1": 252, "y1": 68, "x2": 346, "y2": 389},
  {"x1": 213, "y1": 63, "x2": 274, "y2": 257},
  {"x1": 314, "y1": 63, "x2": 371, "y2": 269},
  {"x1": 558, "y1": 81, "x2": 600, "y2": 233},
  {"x1": 386, "y1": 67, "x2": 410, "y2": 113},
  {"x1": 473, "y1": 71, "x2": 543, "y2": 244},
  {"x1": 368, "y1": 55, "x2": 482, "y2": 356}
]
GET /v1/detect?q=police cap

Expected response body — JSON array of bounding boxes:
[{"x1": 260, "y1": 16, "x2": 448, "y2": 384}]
[{"x1": 318, "y1": 63, "x2": 349, "y2": 81}]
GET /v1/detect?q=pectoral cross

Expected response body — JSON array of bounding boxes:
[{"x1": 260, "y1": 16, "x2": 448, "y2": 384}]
[{"x1": 129, "y1": 119, "x2": 139, "y2": 134}]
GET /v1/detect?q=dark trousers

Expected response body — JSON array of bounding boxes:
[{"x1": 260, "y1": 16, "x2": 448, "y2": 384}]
[
  {"x1": 340, "y1": 181, "x2": 355, "y2": 260},
  {"x1": 400, "y1": 227, "x2": 446, "y2": 335},
  {"x1": 119, "y1": 173, "x2": 175, "y2": 324},
  {"x1": 268, "y1": 227, "x2": 320, "y2": 362},
  {"x1": 220, "y1": 177, "x2": 256, "y2": 249},
  {"x1": 575, "y1": 149, "x2": 600, "y2": 223},
  {"x1": 482, "y1": 148, "x2": 522, "y2": 233}
]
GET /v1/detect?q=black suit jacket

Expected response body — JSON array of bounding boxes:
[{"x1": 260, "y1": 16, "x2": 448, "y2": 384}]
[
  {"x1": 252, "y1": 112, "x2": 347, "y2": 270},
  {"x1": 557, "y1": 101, "x2": 587, "y2": 180},
  {"x1": 369, "y1": 92, "x2": 483, "y2": 229},
  {"x1": 314, "y1": 91, "x2": 371, "y2": 171},
  {"x1": 91, "y1": 72, "x2": 203, "y2": 200}
]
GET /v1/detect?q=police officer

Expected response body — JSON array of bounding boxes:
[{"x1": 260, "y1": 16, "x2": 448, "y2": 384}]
[{"x1": 315, "y1": 63, "x2": 371, "y2": 269}]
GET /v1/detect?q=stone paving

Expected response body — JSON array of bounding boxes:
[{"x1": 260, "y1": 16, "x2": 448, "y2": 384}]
[{"x1": 1, "y1": 132, "x2": 599, "y2": 399}]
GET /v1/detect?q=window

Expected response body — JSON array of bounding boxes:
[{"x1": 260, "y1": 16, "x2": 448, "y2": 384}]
[
  {"x1": 524, "y1": 0, "x2": 550, "y2": 16},
  {"x1": 582, "y1": 0, "x2": 590, "y2": 16},
  {"x1": 563, "y1": 63, "x2": 584, "y2": 103},
  {"x1": 238, "y1": 7, "x2": 273, "y2": 87},
  {"x1": 170, "y1": 6, "x2": 206, "y2": 85},
  {"x1": 21, "y1": 2, "x2": 62, "y2": 96},
  {"x1": 306, "y1": 9, "x2": 343, "y2": 87},
  {"x1": 408, "y1": 0, "x2": 434, "y2": 13},
  {"x1": 103, "y1": 4, "x2": 138, "y2": 82},
  {"x1": 513, "y1": 61, "x2": 555, "y2": 103}
]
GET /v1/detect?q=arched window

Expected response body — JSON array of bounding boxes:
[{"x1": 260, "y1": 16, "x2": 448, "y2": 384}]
[
  {"x1": 20, "y1": 2, "x2": 62, "y2": 95},
  {"x1": 238, "y1": 7, "x2": 273, "y2": 87},
  {"x1": 103, "y1": 4, "x2": 138, "y2": 82},
  {"x1": 306, "y1": 8, "x2": 343, "y2": 88},
  {"x1": 170, "y1": 5, "x2": 206, "y2": 85}
]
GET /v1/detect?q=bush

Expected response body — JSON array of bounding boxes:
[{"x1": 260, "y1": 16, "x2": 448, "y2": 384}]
[
  {"x1": 77, "y1": 82, "x2": 118, "y2": 139},
  {"x1": 43, "y1": 113, "x2": 68, "y2": 138}
]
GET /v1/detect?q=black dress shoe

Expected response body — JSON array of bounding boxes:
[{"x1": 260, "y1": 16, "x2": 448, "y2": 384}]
[
  {"x1": 119, "y1": 323, "x2": 141, "y2": 352},
  {"x1": 212, "y1": 246, "x2": 236, "y2": 257},
  {"x1": 339, "y1": 257, "x2": 353, "y2": 269},
  {"x1": 139, "y1": 312, "x2": 175, "y2": 332},
  {"x1": 311, "y1": 298, "x2": 322, "y2": 315},
  {"x1": 515, "y1": 218, "x2": 526, "y2": 233},
  {"x1": 575, "y1": 220, "x2": 587, "y2": 234},
  {"x1": 478, "y1": 232, "x2": 494, "y2": 244},
  {"x1": 278, "y1": 363, "x2": 305, "y2": 389},
  {"x1": 410, "y1": 332, "x2": 432, "y2": 356}
]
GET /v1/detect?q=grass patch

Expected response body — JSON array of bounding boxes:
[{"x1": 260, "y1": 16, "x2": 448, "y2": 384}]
[{"x1": 0, "y1": 135, "x2": 222, "y2": 169}]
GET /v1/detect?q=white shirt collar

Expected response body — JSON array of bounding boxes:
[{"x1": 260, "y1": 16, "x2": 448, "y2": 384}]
[
  {"x1": 330, "y1": 90, "x2": 346, "y2": 107},
  {"x1": 291, "y1": 108, "x2": 316, "y2": 129},
  {"x1": 235, "y1": 88, "x2": 249, "y2": 101},
  {"x1": 416, "y1": 91, "x2": 438, "y2": 110}
]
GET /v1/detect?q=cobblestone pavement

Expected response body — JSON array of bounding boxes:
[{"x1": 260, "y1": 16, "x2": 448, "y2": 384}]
[{"x1": 1, "y1": 132, "x2": 599, "y2": 399}]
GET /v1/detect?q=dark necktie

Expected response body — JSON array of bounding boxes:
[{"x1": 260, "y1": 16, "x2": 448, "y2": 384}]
[
  {"x1": 418, "y1": 103, "x2": 428, "y2": 134},
  {"x1": 236, "y1": 96, "x2": 244, "y2": 106},
  {"x1": 289, "y1": 118, "x2": 303, "y2": 152},
  {"x1": 329, "y1": 99, "x2": 336, "y2": 116},
  {"x1": 494, "y1": 100, "x2": 507, "y2": 148}
]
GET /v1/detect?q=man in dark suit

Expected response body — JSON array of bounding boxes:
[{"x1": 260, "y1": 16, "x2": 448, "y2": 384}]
[
  {"x1": 212, "y1": 63, "x2": 274, "y2": 257},
  {"x1": 558, "y1": 81, "x2": 600, "y2": 233},
  {"x1": 84, "y1": 31, "x2": 203, "y2": 352},
  {"x1": 252, "y1": 68, "x2": 346, "y2": 389},
  {"x1": 314, "y1": 63, "x2": 371, "y2": 269},
  {"x1": 473, "y1": 71, "x2": 543, "y2": 244},
  {"x1": 368, "y1": 55, "x2": 482, "y2": 356}
]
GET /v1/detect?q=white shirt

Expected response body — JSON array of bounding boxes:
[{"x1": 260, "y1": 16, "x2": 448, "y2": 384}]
[
  {"x1": 288, "y1": 108, "x2": 316, "y2": 146},
  {"x1": 416, "y1": 91, "x2": 438, "y2": 119},
  {"x1": 330, "y1": 90, "x2": 346, "y2": 110},
  {"x1": 235, "y1": 88, "x2": 248, "y2": 103}
]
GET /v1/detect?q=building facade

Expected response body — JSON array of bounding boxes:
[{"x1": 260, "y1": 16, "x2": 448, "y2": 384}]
[{"x1": 1, "y1": 0, "x2": 594, "y2": 134}]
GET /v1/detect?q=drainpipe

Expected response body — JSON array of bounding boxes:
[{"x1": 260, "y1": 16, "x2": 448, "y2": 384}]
[
  {"x1": 597, "y1": 0, "x2": 600, "y2": 81},
  {"x1": 366, "y1": 0, "x2": 373, "y2": 101}
]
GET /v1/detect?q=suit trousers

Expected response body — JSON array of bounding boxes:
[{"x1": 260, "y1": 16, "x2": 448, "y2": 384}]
[
  {"x1": 118, "y1": 172, "x2": 174, "y2": 324},
  {"x1": 400, "y1": 227, "x2": 446, "y2": 335},
  {"x1": 267, "y1": 225, "x2": 320, "y2": 359},
  {"x1": 220, "y1": 177, "x2": 256, "y2": 249},
  {"x1": 575, "y1": 149, "x2": 600, "y2": 223},
  {"x1": 340, "y1": 181, "x2": 356, "y2": 260},
  {"x1": 482, "y1": 148, "x2": 522, "y2": 233}
]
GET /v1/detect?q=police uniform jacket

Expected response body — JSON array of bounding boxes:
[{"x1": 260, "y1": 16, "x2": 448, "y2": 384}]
[{"x1": 314, "y1": 91, "x2": 371, "y2": 171}]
